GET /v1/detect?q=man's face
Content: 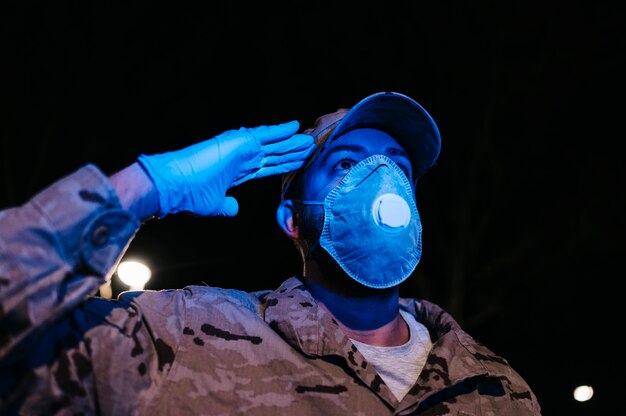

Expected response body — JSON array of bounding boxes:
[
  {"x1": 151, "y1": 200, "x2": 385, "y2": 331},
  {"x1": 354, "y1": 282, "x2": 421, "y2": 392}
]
[
  {"x1": 298, "y1": 127, "x2": 414, "y2": 202},
  {"x1": 287, "y1": 127, "x2": 419, "y2": 288}
]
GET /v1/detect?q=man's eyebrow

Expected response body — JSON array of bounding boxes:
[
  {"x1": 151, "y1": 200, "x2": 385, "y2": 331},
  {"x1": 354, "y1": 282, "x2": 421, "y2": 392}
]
[
  {"x1": 319, "y1": 144, "x2": 411, "y2": 166},
  {"x1": 386, "y1": 147, "x2": 410, "y2": 160},
  {"x1": 319, "y1": 144, "x2": 367, "y2": 165}
]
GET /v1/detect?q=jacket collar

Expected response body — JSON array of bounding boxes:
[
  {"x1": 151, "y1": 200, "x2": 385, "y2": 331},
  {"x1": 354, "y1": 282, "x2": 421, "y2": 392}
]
[
  {"x1": 263, "y1": 277, "x2": 399, "y2": 405},
  {"x1": 263, "y1": 277, "x2": 515, "y2": 409},
  {"x1": 398, "y1": 298, "x2": 520, "y2": 409}
]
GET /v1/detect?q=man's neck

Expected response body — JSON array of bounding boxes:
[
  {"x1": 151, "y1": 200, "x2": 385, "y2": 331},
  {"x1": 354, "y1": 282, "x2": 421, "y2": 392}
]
[{"x1": 303, "y1": 260, "x2": 409, "y2": 347}]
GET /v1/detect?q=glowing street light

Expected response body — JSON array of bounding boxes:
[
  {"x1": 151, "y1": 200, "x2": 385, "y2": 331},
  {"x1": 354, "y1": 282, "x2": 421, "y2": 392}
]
[
  {"x1": 573, "y1": 385, "x2": 594, "y2": 402},
  {"x1": 116, "y1": 260, "x2": 152, "y2": 290}
]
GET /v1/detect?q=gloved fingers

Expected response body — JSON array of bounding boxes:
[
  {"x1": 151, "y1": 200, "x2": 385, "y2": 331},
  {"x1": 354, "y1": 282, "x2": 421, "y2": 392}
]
[
  {"x1": 243, "y1": 120, "x2": 300, "y2": 145},
  {"x1": 231, "y1": 140, "x2": 315, "y2": 187},
  {"x1": 235, "y1": 160, "x2": 311, "y2": 185},
  {"x1": 256, "y1": 160, "x2": 313, "y2": 178},
  {"x1": 261, "y1": 133, "x2": 315, "y2": 157},
  {"x1": 262, "y1": 142, "x2": 316, "y2": 167}
]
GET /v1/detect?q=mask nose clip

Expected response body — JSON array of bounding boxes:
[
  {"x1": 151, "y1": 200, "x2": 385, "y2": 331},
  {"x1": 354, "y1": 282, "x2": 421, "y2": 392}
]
[{"x1": 373, "y1": 193, "x2": 411, "y2": 233}]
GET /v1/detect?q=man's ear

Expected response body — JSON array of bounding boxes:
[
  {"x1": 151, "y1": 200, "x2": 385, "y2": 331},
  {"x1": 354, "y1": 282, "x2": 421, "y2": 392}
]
[{"x1": 276, "y1": 200, "x2": 299, "y2": 239}]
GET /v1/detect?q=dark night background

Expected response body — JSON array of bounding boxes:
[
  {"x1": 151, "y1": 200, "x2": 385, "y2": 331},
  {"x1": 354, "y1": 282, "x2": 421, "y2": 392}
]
[{"x1": 2, "y1": 1, "x2": 624, "y2": 414}]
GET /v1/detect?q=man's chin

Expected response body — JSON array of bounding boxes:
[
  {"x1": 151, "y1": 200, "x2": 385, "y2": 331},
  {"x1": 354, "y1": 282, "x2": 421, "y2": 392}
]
[{"x1": 306, "y1": 249, "x2": 398, "y2": 297}]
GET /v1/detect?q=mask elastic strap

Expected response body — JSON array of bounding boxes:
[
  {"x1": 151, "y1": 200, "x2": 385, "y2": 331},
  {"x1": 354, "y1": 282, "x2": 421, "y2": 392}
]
[
  {"x1": 291, "y1": 199, "x2": 324, "y2": 206},
  {"x1": 290, "y1": 199, "x2": 324, "y2": 260},
  {"x1": 304, "y1": 239, "x2": 321, "y2": 261}
]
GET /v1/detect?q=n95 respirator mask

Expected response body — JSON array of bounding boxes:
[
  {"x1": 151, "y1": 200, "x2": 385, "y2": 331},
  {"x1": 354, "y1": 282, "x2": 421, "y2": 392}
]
[{"x1": 295, "y1": 154, "x2": 422, "y2": 289}]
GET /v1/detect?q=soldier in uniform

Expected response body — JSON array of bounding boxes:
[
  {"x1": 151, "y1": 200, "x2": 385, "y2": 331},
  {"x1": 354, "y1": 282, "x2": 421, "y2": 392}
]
[{"x1": 0, "y1": 92, "x2": 541, "y2": 415}]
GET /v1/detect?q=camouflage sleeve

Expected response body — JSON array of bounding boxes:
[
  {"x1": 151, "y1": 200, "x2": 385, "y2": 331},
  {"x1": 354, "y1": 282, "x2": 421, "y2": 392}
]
[
  {"x1": 0, "y1": 164, "x2": 140, "y2": 360},
  {"x1": 0, "y1": 165, "x2": 196, "y2": 414}
]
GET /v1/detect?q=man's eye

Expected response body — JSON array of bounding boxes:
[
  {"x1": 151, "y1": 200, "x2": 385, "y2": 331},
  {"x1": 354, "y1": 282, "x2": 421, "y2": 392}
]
[
  {"x1": 390, "y1": 159, "x2": 411, "y2": 179},
  {"x1": 336, "y1": 159, "x2": 356, "y2": 170},
  {"x1": 398, "y1": 165, "x2": 411, "y2": 179}
]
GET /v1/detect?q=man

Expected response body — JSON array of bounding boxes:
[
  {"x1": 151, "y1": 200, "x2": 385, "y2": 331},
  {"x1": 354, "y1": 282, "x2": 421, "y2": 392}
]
[{"x1": 0, "y1": 92, "x2": 541, "y2": 415}]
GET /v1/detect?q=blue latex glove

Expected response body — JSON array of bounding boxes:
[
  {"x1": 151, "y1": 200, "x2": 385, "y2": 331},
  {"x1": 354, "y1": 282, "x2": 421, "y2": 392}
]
[{"x1": 137, "y1": 120, "x2": 315, "y2": 217}]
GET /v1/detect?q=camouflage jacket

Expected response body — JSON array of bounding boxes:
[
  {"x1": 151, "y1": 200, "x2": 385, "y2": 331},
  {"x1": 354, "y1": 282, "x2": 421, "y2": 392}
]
[{"x1": 0, "y1": 164, "x2": 541, "y2": 415}]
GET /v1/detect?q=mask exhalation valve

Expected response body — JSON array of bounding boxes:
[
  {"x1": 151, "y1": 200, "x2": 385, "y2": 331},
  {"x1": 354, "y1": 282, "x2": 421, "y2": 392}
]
[{"x1": 373, "y1": 193, "x2": 411, "y2": 233}]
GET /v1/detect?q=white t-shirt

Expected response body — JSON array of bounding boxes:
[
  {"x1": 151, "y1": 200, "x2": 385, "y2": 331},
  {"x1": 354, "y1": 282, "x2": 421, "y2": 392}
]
[{"x1": 350, "y1": 309, "x2": 433, "y2": 401}]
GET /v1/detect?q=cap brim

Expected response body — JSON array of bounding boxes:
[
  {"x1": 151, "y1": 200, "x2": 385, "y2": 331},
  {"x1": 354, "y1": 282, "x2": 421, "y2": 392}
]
[{"x1": 327, "y1": 91, "x2": 441, "y2": 181}]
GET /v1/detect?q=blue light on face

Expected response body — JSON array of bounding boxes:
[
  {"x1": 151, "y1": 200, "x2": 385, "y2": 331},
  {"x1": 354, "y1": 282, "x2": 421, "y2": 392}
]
[
  {"x1": 317, "y1": 155, "x2": 422, "y2": 289},
  {"x1": 300, "y1": 128, "x2": 414, "y2": 205}
]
